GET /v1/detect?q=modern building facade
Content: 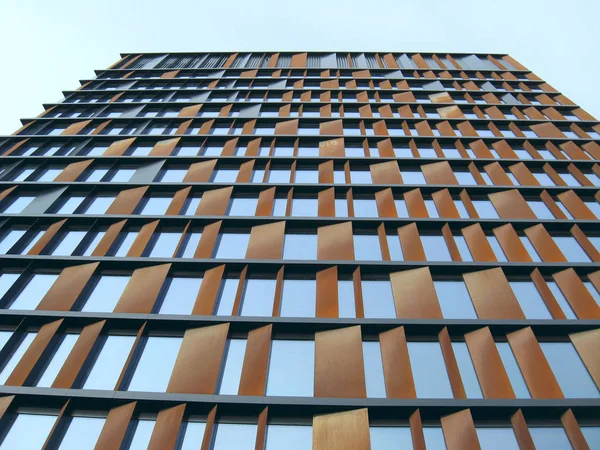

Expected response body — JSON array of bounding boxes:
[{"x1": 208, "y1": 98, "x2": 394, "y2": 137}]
[{"x1": 0, "y1": 51, "x2": 597, "y2": 449}]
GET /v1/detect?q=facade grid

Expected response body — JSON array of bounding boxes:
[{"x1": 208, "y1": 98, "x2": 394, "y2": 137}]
[{"x1": 0, "y1": 51, "x2": 597, "y2": 449}]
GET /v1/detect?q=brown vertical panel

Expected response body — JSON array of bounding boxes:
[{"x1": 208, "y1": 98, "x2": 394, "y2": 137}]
[
  {"x1": 241, "y1": 119, "x2": 256, "y2": 135},
  {"x1": 313, "y1": 408, "x2": 370, "y2": 450},
  {"x1": 253, "y1": 408, "x2": 268, "y2": 450},
  {"x1": 167, "y1": 323, "x2": 229, "y2": 394},
  {"x1": 491, "y1": 140, "x2": 518, "y2": 159},
  {"x1": 570, "y1": 329, "x2": 600, "y2": 389},
  {"x1": 223, "y1": 53, "x2": 238, "y2": 68},
  {"x1": 552, "y1": 268, "x2": 600, "y2": 319},
  {"x1": 467, "y1": 162, "x2": 486, "y2": 186},
  {"x1": 318, "y1": 187, "x2": 335, "y2": 217},
  {"x1": 404, "y1": 188, "x2": 428, "y2": 218},
  {"x1": 571, "y1": 224, "x2": 600, "y2": 262},
  {"x1": 410, "y1": 410, "x2": 427, "y2": 450},
  {"x1": 508, "y1": 327, "x2": 564, "y2": 398},
  {"x1": 175, "y1": 120, "x2": 192, "y2": 135},
  {"x1": 314, "y1": 326, "x2": 366, "y2": 398},
  {"x1": 374, "y1": 188, "x2": 397, "y2": 217},
  {"x1": 183, "y1": 160, "x2": 217, "y2": 182},
  {"x1": 583, "y1": 142, "x2": 600, "y2": 160},
  {"x1": 290, "y1": 52, "x2": 307, "y2": 67},
  {"x1": 397, "y1": 223, "x2": 426, "y2": 261},
  {"x1": 91, "y1": 220, "x2": 127, "y2": 256},
  {"x1": 566, "y1": 163, "x2": 592, "y2": 186},
  {"x1": 106, "y1": 186, "x2": 147, "y2": 215},
  {"x1": 358, "y1": 104, "x2": 373, "y2": 117},
  {"x1": 147, "y1": 404, "x2": 186, "y2": 450},
  {"x1": 438, "y1": 106, "x2": 464, "y2": 119},
  {"x1": 379, "y1": 327, "x2": 416, "y2": 398},
  {"x1": 320, "y1": 119, "x2": 344, "y2": 135},
  {"x1": 485, "y1": 106, "x2": 506, "y2": 119},
  {"x1": 463, "y1": 268, "x2": 525, "y2": 319},
  {"x1": 5, "y1": 319, "x2": 63, "y2": 386},
  {"x1": 411, "y1": 54, "x2": 428, "y2": 68},
  {"x1": 318, "y1": 104, "x2": 330, "y2": 117},
  {"x1": 508, "y1": 162, "x2": 539, "y2": 186},
  {"x1": 356, "y1": 91, "x2": 370, "y2": 103},
  {"x1": 488, "y1": 189, "x2": 535, "y2": 219},
  {"x1": 164, "y1": 187, "x2": 189, "y2": 216},
  {"x1": 199, "y1": 406, "x2": 218, "y2": 450},
  {"x1": 398, "y1": 105, "x2": 414, "y2": 117},
  {"x1": 178, "y1": 104, "x2": 202, "y2": 117},
  {"x1": 27, "y1": 219, "x2": 67, "y2": 255},
  {"x1": 482, "y1": 93, "x2": 500, "y2": 104},
  {"x1": 461, "y1": 223, "x2": 497, "y2": 262},
  {"x1": 390, "y1": 267, "x2": 442, "y2": 318},
  {"x1": 441, "y1": 409, "x2": 481, "y2": 450},
  {"x1": 530, "y1": 122, "x2": 566, "y2": 138},
  {"x1": 191, "y1": 265, "x2": 225, "y2": 315},
  {"x1": 442, "y1": 224, "x2": 461, "y2": 262},
  {"x1": 236, "y1": 160, "x2": 255, "y2": 183},
  {"x1": 0, "y1": 396, "x2": 14, "y2": 420},
  {"x1": 318, "y1": 160, "x2": 334, "y2": 183},
  {"x1": 316, "y1": 266, "x2": 338, "y2": 318},
  {"x1": 51, "y1": 320, "x2": 105, "y2": 389},
  {"x1": 61, "y1": 120, "x2": 92, "y2": 135},
  {"x1": 195, "y1": 187, "x2": 233, "y2": 215},
  {"x1": 435, "y1": 121, "x2": 457, "y2": 136},
  {"x1": 561, "y1": 142, "x2": 589, "y2": 161},
  {"x1": 194, "y1": 221, "x2": 221, "y2": 258},
  {"x1": 246, "y1": 221, "x2": 285, "y2": 260},
  {"x1": 238, "y1": 324, "x2": 272, "y2": 396},
  {"x1": 319, "y1": 138, "x2": 345, "y2": 157},
  {"x1": 539, "y1": 190, "x2": 567, "y2": 219},
  {"x1": 90, "y1": 120, "x2": 111, "y2": 136},
  {"x1": 510, "y1": 410, "x2": 536, "y2": 450},
  {"x1": 459, "y1": 189, "x2": 478, "y2": 218},
  {"x1": 484, "y1": 162, "x2": 512, "y2": 185},
  {"x1": 439, "y1": 327, "x2": 467, "y2": 399},
  {"x1": 317, "y1": 222, "x2": 355, "y2": 260},
  {"x1": 149, "y1": 138, "x2": 180, "y2": 156},
  {"x1": 492, "y1": 224, "x2": 532, "y2": 262},
  {"x1": 103, "y1": 137, "x2": 136, "y2": 156},
  {"x1": 270, "y1": 266, "x2": 284, "y2": 317},
  {"x1": 465, "y1": 327, "x2": 515, "y2": 399},
  {"x1": 114, "y1": 264, "x2": 171, "y2": 314},
  {"x1": 255, "y1": 187, "x2": 276, "y2": 217},
  {"x1": 372, "y1": 120, "x2": 389, "y2": 136},
  {"x1": 429, "y1": 92, "x2": 453, "y2": 103},
  {"x1": 469, "y1": 139, "x2": 493, "y2": 158},
  {"x1": 524, "y1": 224, "x2": 566, "y2": 262},
  {"x1": 432, "y1": 189, "x2": 460, "y2": 218},
  {"x1": 54, "y1": 160, "x2": 93, "y2": 182},
  {"x1": 126, "y1": 220, "x2": 159, "y2": 257},
  {"x1": 377, "y1": 223, "x2": 390, "y2": 261},
  {"x1": 3, "y1": 139, "x2": 29, "y2": 156},
  {"x1": 370, "y1": 160, "x2": 402, "y2": 184},
  {"x1": 37, "y1": 262, "x2": 99, "y2": 311},
  {"x1": 421, "y1": 161, "x2": 459, "y2": 185},
  {"x1": 274, "y1": 119, "x2": 298, "y2": 134},
  {"x1": 530, "y1": 269, "x2": 567, "y2": 320},
  {"x1": 560, "y1": 410, "x2": 589, "y2": 450},
  {"x1": 378, "y1": 104, "x2": 394, "y2": 118},
  {"x1": 376, "y1": 138, "x2": 395, "y2": 157},
  {"x1": 456, "y1": 121, "x2": 478, "y2": 137},
  {"x1": 414, "y1": 120, "x2": 433, "y2": 136},
  {"x1": 557, "y1": 190, "x2": 597, "y2": 219}
]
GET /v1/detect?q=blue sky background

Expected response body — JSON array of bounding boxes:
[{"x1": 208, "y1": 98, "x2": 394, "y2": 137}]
[{"x1": 0, "y1": 0, "x2": 598, "y2": 134}]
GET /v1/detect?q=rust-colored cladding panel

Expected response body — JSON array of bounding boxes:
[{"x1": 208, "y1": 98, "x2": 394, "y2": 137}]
[
  {"x1": 167, "y1": 323, "x2": 229, "y2": 394},
  {"x1": 183, "y1": 160, "x2": 217, "y2": 182},
  {"x1": 319, "y1": 138, "x2": 345, "y2": 157},
  {"x1": 394, "y1": 91, "x2": 417, "y2": 102},
  {"x1": 238, "y1": 325, "x2": 272, "y2": 396},
  {"x1": 372, "y1": 120, "x2": 389, "y2": 136},
  {"x1": 290, "y1": 52, "x2": 307, "y2": 67},
  {"x1": 246, "y1": 221, "x2": 285, "y2": 260},
  {"x1": 492, "y1": 140, "x2": 518, "y2": 159},
  {"x1": 150, "y1": 138, "x2": 180, "y2": 156},
  {"x1": 54, "y1": 160, "x2": 93, "y2": 182},
  {"x1": 318, "y1": 160, "x2": 334, "y2": 184},
  {"x1": 415, "y1": 120, "x2": 434, "y2": 136},
  {"x1": 390, "y1": 268, "x2": 443, "y2": 319},
  {"x1": 488, "y1": 189, "x2": 536, "y2": 219},
  {"x1": 126, "y1": 220, "x2": 159, "y2": 257},
  {"x1": 457, "y1": 121, "x2": 478, "y2": 137},
  {"x1": 463, "y1": 268, "x2": 525, "y2": 319},
  {"x1": 106, "y1": 186, "x2": 148, "y2": 215},
  {"x1": 469, "y1": 139, "x2": 493, "y2": 158},
  {"x1": 195, "y1": 187, "x2": 233, "y2": 215},
  {"x1": 404, "y1": 188, "x2": 428, "y2": 218},
  {"x1": 374, "y1": 188, "x2": 397, "y2": 218},
  {"x1": 114, "y1": 264, "x2": 171, "y2": 314},
  {"x1": 61, "y1": 119, "x2": 92, "y2": 135},
  {"x1": 461, "y1": 223, "x2": 497, "y2": 262},
  {"x1": 484, "y1": 162, "x2": 512, "y2": 185},
  {"x1": 441, "y1": 224, "x2": 461, "y2": 262},
  {"x1": 432, "y1": 189, "x2": 460, "y2": 218},
  {"x1": 570, "y1": 329, "x2": 600, "y2": 389},
  {"x1": 397, "y1": 223, "x2": 426, "y2": 261},
  {"x1": 540, "y1": 190, "x2": 567, "y2": 219},
  {"x1": 191, "y1": 265, "x2": 225, "y2": 315},
  {"x1": 378, "y1": 104, "x2": 394, "y2": 118},
  {"x1": 320, "y1": 119, "x2": 344, "y2": 135},
  {"x1": 530, "y1": 269, "x2": 567, "y2": 319},
  {"x1": 318, "y1": 187, "x2": 336, "y2": 217},
  {"x1": 524, "y1": 224, "x2": 566, "y2": 263},
  {"x1": 314, "y1": 326, "x2": 367, "y2": 398},
  {"x1": 561, "y1": 142, "x2": 589, "y2": 160},
  {"x1": 492, "y1": 224, "x2": 532, "y2": 262},
  {"x1": 256, "y1": 187, "x2": 276, "y2": 216},
  {"x1": 318, "y1": 104, "x2": 330, "y2": 118},
  {"x1": 317, "y1": 222, "x2": 355, "y2": 260},
  {"x1": 441, "y1": 409, "x2": 482, "y2": 450},
  {"x1": 561, "y1": 410, "x2": 589, "y2": 450},
  {"x1": 410, "y1": 410, "x2": 427, "y2": 450},
  {"x1": 52, "y1": 320, "x2": 105, "y2": 389},
  {"x1": 530, "y1": 122, "x2": 567, "y2": 138},
  {"x1": 370, "y1": 161, "x2": 402, "y2": 184},
  {"x1": 90, "y1": 120, "x2": 111, "y2": 136},
  {"x1": 557, "y1": 190, "x2": 597, "y2": 220},
  {"x1": 509, "y1": 162, "x2": 539, "y2": 186},
  {"x1": 147, "y1": 404, "x2": 186, "y2": 450},
  {"x1": 421, "y1": 161, "x2": 459, "y2": 185},
  {"x1": 313, "y1": 408, "x2": 371, "y2": 450},
  {"x1": 200, "y1": 406, "x2": 218, "y2": 450},
  {"x1": 194, "y1": 221, "x2": 222, "y2": 258},
  {"x1": 5, "y1": 319, "x2": 63, "y2": 386},
  {"x1": 37, "y1": 262, "x2": 99, "y2": 311},
  {"x1": 411, "y1": 54, "x2": 429, "y2": 68},
  {"x1": 552, "y1": 268, "x2": 600, "y2": 319},
  {"x1": 236, "y1": 160, "x2": 255, "y2": 183},
  {"x1": 27, "y1": 219, "x2": 67, "y2": 255},
  {"x1": 438, "y1": 327, "x2": 467, "y2": 399},
  {"x1": 438, "y1": 106, "x2": 464, "y2": 119},
  {"x1": 274, "y1": 119, "x2": 299, "y2": 134},
  {"x1": 379, "y1": 327, "x2": 416, "y2": 398},
  {"x1": 376, "y1": 138, "x2": 395, "y2": 157},
  {"x1": 485, "y1": 106, "x2": 506, "y2": 119},
  {"x1": 0, "y1": 396, "x2": 14, "y2": 421},
  {"x1": 93, "y1": 402, "x2": 137, "y2": 450},
  {"x1": 356, "y1": 91, "x2": 370, "y2": 103},
  {"x1": 358, "y1": 105, "x2": 373, "y2": 118},
  {"x1": 178, "y1": 104, "x2": 202, "y2": 117},
  {"x1": 507, "y1": 327, "x2": 564, "y2": 398},
  {"x1": 316, "y1": 266, "x2": 338, "y2": 318},
  {"x1": 510, "y1": 410, "x2": 536, "y2": 450},
  {"x1": 103, "y1": 137, "x2": 136, "y2": 156},
  {"x1": 465, "y1": 327, "x2": 515, "y2": 399},
  {"x1": 571, "y1": 224, "x2": 600, "y2": 262},
  {"x1": 91, "y1": 220, "x2": 127, "y2": 256}
]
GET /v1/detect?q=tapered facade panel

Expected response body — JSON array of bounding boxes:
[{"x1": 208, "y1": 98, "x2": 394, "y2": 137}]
[{"x1": 0, "y1": 51, "x2": 597, "y2": 449}]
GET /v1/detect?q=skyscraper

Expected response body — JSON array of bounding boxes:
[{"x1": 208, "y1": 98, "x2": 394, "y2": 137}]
[{"x1": 0, "y1": 51, "x2": 598, "y2": 449}]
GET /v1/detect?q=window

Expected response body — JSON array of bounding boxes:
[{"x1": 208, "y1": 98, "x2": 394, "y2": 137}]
[
  {"x1": 283, "y1": 234, "x2": 317, "y2": 260},
  {"x1": 472, "y1": 200, "x2": 499, "y2": 218},
  {"x1": 10, "y1": 274, "x2": 58, "y2": 310},
  {"x1": 386, "y1": 234, "x2": 404, "y2": 261},
  {"x1": 57, "y1": 416, "x2": 106, "y2": 450},
  {"x1": 268, "y1": 169, "x2": 291, "y2": 183},
  {"x1": 540, "y1": 342, "x2": 599, "y2": 398},
  {"x1": 82, "y1": 335, "x2": 136, "y2": 390},
  {"x1": 434, "y1": 281, "x2": 477, "y2": 319},
  {"x1": 179, "y1": 420, "x2": 207, "y2": 450},
  {"x1": 529, "y1": 427, "x2": 573, "y2": 450},
  {"x1": 56, "y1": 196, "x2": 86, "y2": 214},
  {"x1": 519, "y1": 236, "x2": 541, "y2": 262},
  {"x1": 128, "y1": 336, "x2": 182, "y2": 392},
  {"x1": 0, "y1": 332, "x2": 36, "y2": 383},
  {"x1": 0, "y1": 273, "x2": 19, "y2": 299},
  {"x1": 487, "y1": 235, "x2": 507, "y2": 262},
  {"x1": 350, "y1": 170, "x2": 372, "y2": 184},
  {"x1": 422, "y1": 427, "x2": 446, "y2": 450},
  {"x1": 240, "y1": 279, "x2": 276, "y2": 316},
  {"x1": 81, "y1": 275, "x2": 129, "y2": 312},
  {"x1": 295, "y1": 170, "x2": 318, "y2": 183},
  {"x1": 291, "y1": 198, "x2": 318, "y2": 217},
  {"x1": 36, "y1": 334, "x2": 79, "y2": 387},
  {"x1": 140, "y1": 197, "x2": 171, "y2": 215},
  {"x1": 363, "y1": 341, "x2": 386, "y2": 397},
  {"x1": 370, "y1": 427, "x2": 413, "y2": 450},
  {"x1": 213, "y1": 169, "x2": 238, "y2": 183},
  {"x1": 281, "y1": 279, "x2": 316, "y2": 317},
  {"x1": 509, "y1": 282, "x2": 552, "y2": 319},
  {"x1": 408, "y1": 342, "x2": 453, "y2": 398},
  {"x1": 452, "y1": 342, "x2": 483, "y2": 398},
  {"x1": 422, "y1": 236, "x2": 452, "y2": 261},
  {"x1": 229, "y1": 198, "x2": 258, "y2": 216},
  {"x1": 455, "y1": 171, "x2": 478, "y2": 185},
  {"x1": 51, "y1": 231, "x2": 87, "y2": 256},
  {"x1": 160, "y1": 169, "x2": 187, "y2": 182},
  {"x1": 215, "y1": 278, "x2": 240, "y2": 316},
  {"x1": 158, "y1": 277, "x2": 203, "y2": 315},
  {"x1": 553, "y1": 236, "x2": 590, "y2": 262},
  {"x1": 265, "y1": 425, "x2": 312, "y2": 450},
  {"x1": 475, "y1": 428, "x2": 520, "y2": 450},
  {"x1": 546, "y1": 281, "x2": 577, "y2": 319},
  {"x1": 353, "y1": 199, "x2": 378, "y2": 217},
  {"x1": 127, "y1": 420, "x2": 156, "y2": 450},
  {"x1": 338, "y1": 280, "x2": 356, "y2": 318},
  {"x1": 216, "y1": 233, "x2": 250, "y2": 259},
  {"x1": 496, "y1": 342, "x2": 530, "y2": 398},
  {"x1": 218, "y1": 339, "x2": 247, "y2": 394},
  {"x1": 213, "y1": 423, "x2": 257, "y2": 450},
  {"x1": 402, "y1": 171, "x2": 426, "y2": 184},
  {"x1": 148, "y1": 232, "x2": 180, "y2": 258},
  {"x1": 354, "y1": 235, "x2": 382, "y2": 260},
  {"x1": 0, "y1": 229, "x2": 26, "y2": 254},
  {"x1": 267, "y1": 340, "x2": 314, "y2": 396},
  {"x1": 4, "y1": 196, "x2": 35, "y2": 213},
  {"x1": 0, "y1": 413, "x2": 57, "y2": 450},
  {"x1": 528, "y1": 201, "x2": 555, "y2": 219},
  {"x1": 362, "y1": 280, "x2": 396, "y2": 318},
  {"x1": 394, "y1": 199, "x2": 409, "y2": 217}
]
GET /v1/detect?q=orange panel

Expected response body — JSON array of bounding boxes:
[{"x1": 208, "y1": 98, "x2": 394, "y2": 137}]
[
  {"x1": 429, "y1": 92, "x2": 453, "y2": 103},
  {"x1": 27, "y1": 219, "x2": 67, "y2": 255},
  {"x1": 320, "y1": 120, "x2": 344, "y2": 135},
  {"x1": 191, "y1": 265, "x2": 225, "y2": 315},
  {"x1": 461, "y1": 223, "x2": 497, "y2": 262},
  {"x1": 238, "y1": 325, "x2": 272, "y2": 396},
  {"x1": 94, "y1": 402, "x2": 137, "y2": 450},
  {"x1": 195, "y1": 187, "x2": 233, "y2": 215},
  {"x1": 509, "y1": 162, "x2": 539, "y2": 186},
  {"x1": 246, "y1": 221, "x2": 285, "y2": 259},
  {"x1": 313, "y1": 409, "x2": 371, "y2": 450},
  {"x1": 435, "y1": 121, "x2": 457, "y2": 136},
  {"x1": 318, "y1": 160, "x2": 334, "y2": 184},
  {"x1": 370, "y1": 161, "x2": 402, "y2": 184},
  {"x1": 374, "y1": 188, "x2": 397, "y2": 218},
  {"x1": 318, "y1": 187, "x2": 335, "y2": 217},
  {"x1": 37, "y1": 262, "x2": 99, "y2": 311},
  {"x1": 421, "y1": 161, "x2": 459, "y2": 184},
  {"x1": 393, "y1": 91, "x2": 417, "y2": 102},
  {"x1": 274, "y1": 119, "x2": 299, "y2": 134},
  {"x1": 441, "y1": 409, "x2": 481, "y2": 450},
  {"x1": 557, "y1": 190, "x2": 597, "y2": 220},
  {"x1": 570, "y1": 328, "x2": 600, "y2": 389},
  {"x1": 147, "y1": 404, "x2": 186, "y2": 450},
  {"x1": 183, "y1": 160, "x2": 217, "y2": 182},
  {"x1": 457, "y1": 121, "x2": 478, "y2": 137},
  {"x1": 194, "y1": 221, "x2": 222, "y2": 258},
  {"x1": 290, "y1": 52, "x2": 307, "y2": 67},
  {"x1": 372, "y1": 120, "x2": 389, "y2": 136},
  {"x1": 484, "y1": 162, "x2": 512, "y2": 185},
  {"x1": 463, "y1": 268, "x2": 525, "y2": 319},
  {"x1": 492, "y1": 224, "x2": 532, "y2": 262},
  {"x1": 316, "y1": 266, "x2": 338, "y2": 318},
  {"x1": 178, "y1": 104, "x2": 202, "y2": 117},
  {"x1": 438, "y1": 106, "x2": 465, "y2": 119},
  {"x1": 319, "y1": 138, "x2": 345, "y2": 157},
  {"x1": 432, "y1": 189, "x2": 460, "y2": 218},
  {"x1": 376, "y1": 138, "x2": 395, "y2": 157},
  {"x1": 126, "y1": 220, "x2": 159, "y2": 257},
  {"x1": 114, "y1": 264, "x2": 171, "y2": 313},
  {"x1": 397, "y1": 223, "x2": 426, "y2": 261},
  {"x1": 511, "y1": 410, "x2": 536, "y2": 450},
  {"x1": 54, "y1": 160, "x2": 93, "y2": 182},
  {"x1": 488, "y1": 189, "x2": 536, "y2": 219},
  {"x1": 404, "y1": 188, "x2": 428, "y2": 218},
  {"x1": 358, "y1": 105, "x2": 372, "y2": 118},
  {"x1": 103, "y1": 137, "x2": 136, "y2": 156},
  {"x1": 106, "y1": 186, "x2": 148, "y2": 215},
  {"x1": 380, "y1": 327, "x2": 416, "y2": 398},
  {"x1": 317, "y1": 222, "x2": 355, "y2": 260},
  {"x1": 492, "y1": 140, "x2": 518, "y2": 159},
  {"x1": 571, "y1": 224, "x2": 600, "y2": 262},
  {"x1": 561, "y1": 409, "x2": 589, "y2": 450},
  {"x1": 530, "y1": 122, "x2": 567, "y2": 138},
  {"x1": 552, "y1": 268, "x2": 600, "y2": 319},
  {"x1": 524, "y1": 224, "x2": 566, "y2": 262},
  {"x1": 61, "y1": 120, "x2": 92, "y2": 135}
]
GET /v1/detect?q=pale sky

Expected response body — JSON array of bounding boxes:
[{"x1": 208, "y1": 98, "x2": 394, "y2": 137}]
[{"x1": 0, "y1": 0, "x2": 598, "y2": 135}]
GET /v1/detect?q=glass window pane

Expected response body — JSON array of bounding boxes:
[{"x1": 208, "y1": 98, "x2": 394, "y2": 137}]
[
  {"x1": 422, "y1": 236, "x2": 452, "y2": 261},
  {"x1": 335, "y1": 199, "x2": 348, "y2": 217},
  {"x1": 58, "y1": 417, "x2": 106, "y2": 450},
  {"x1": 215, "y1": 278, "x2": 240, "y2": 316},
  {"x1": 423, "y1": 427, "x2": 447, "y2": 450},
  {"x1": 267, "y1": 340, "x2": 314, "y2": 396},
  {"x1": 0, "y1": 414, "x2": 57, "y2": 450},
  {"x1": 0, "y1": 333, "x2": 37, "y2": 384},
  {"x1": 338, "y1": 280, "x2": 356, "y2": 318},
  {"x1": 363, "y1": 341, "x2": 386, "y2": 398},
  {"x1": 519, "y1": 236, "x2": 541, "y2": 262},
  {"x1": 354, "y1": 235, "x2": 382, "y2": 260},
  {"x1": 229, "y1": 198, "x2": 258, "y2": 216},
  {"x1": 370, "y1": 427, "x2": 413, "y2": 450},
  {"x1": 10, "y1": 274, "x2": 58, "y2": 310},
  {"x1": 434, "y1": 281, "x2": 477, "y2": 319},
  {"x1": 472, "y1": 201, "x2": 499, "y2": 218},
  {"x1": 291, "y1": 199, "x2": 318, "y2": 217},
  {"x1": 509, "y1": 282, "x2": 552, "y2": 319},
  {"x1": 353, "y1": 199, "x2": 378, "y2": 217},
  {"x1": 283, "y1": 235, "x2": 317, "y2": 260},
  {"x1": 180, "y1": 232, "x2": 202, "y2": 258},
  {"x1": 240, "y1": 279, "x2": 276, "y2": 317},
  {"x1": 0, "y1": 273, "x2": 20, "y2": 300},
  {"x1": 218, "y1": 339, "x2": 247, "y2": 395},
  {"x1": 581, "y1": 427, "x2": 600, "y2": 450},
  {"x1": 496, "y1": 342, "x2": 530, "y2": 398},
  {"x1": 4, "y1": 196, "x2": 35, "y2": 213},
  {"x1": 213, "y1": 423, "x2": 257, "y2": 450},
  {"x1": 180, "y1": 422, "x2": 207, "y2": 450},
  {"x1": 128, "y1": 420, "x2": 156, "y2": 450},
  {"x1": 149, "y1": 232, "x2": 180, "y2": 258},
  {"x1": 540, "y1": 342, "x2": 599, "y2": 398},
  {"x1": 475, "y1": 428, "x2": 520, "y2": 450},
  {"x1": 487, "y1": 236, "x2": 507, "y2": 262},
  {"x1": 158, "y1": 277, "x2": 203, "y2": 315},
  {"x1": 114, "y1": 232, "x2": 138, "y2": 257},
  {"x1": 529, "y1": 201, "x2": 555, "y2": 219},
  {"x1": 362, "y1": 280, "x2": 396, "y2": 318},
  {"x1": 529, "y1": 427, "x2": 573, "y2": 450},
  {"x1": 37, "y1": 334, "x2": 79, "y2": 387},
  {"x1": 395, "y1": 200, "x2": 409, "y2": 217},
  {"x1": 584, "y1": 281, "x2": 600, "y2": 307},
  {"x1": 452, "y1": 342, "x2": 483, "y2": 398},
  {"x1": 85, "y1": 197, "x2": 115, "y2": 214},
  {"x1": 57, "y1": 196, "x2": 85, "y2": 214},
  {"x1": 82, "y1": 231, "x2": 106, "y2": 256},
  {"x1": 140, "y1": 197, "x2": 171, "y2": 215},
  {"x1": 83, "y1": 335, "x2": 135, "y2": 390},
  {"x1": 386, "y1": 235, "x2": 404, "y2": 261},
  {"x1": 0, "y1": 230, "x2": 26, "y2": 253},
  {"x1": 128, "y1": 336, "x2": 182, "y2": 392},
  {"x1": 22, "y1": 230, "x2": 46, "y2": 254},
  {"x1": 81, "y1": 276, "x2": 130, "y2": 312},
  {"x1": 554, "y1": 237, "x2": 590, "y2": 262},
  {"x1": 408, "y1": 342, "x2": 453, "y2": 398},
  {"x1": 216, "y1": 234, "x2": 250, "y2": 259},
  {"x1": 547, "y1": 282, "x2": 577, "y2": 319},
  {"x1": 265, "y1": 425, "x2": 312, "y2": 450},
  {"x1": 52, "y1": 231, "x2": 87, "y2": 256},
  {"x1": 281, "y1": 279, "x2": 316, "y2": 317}
]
